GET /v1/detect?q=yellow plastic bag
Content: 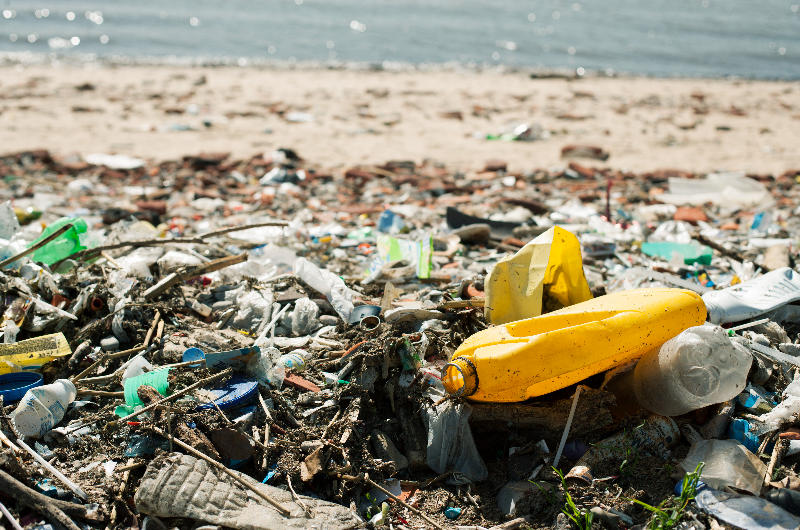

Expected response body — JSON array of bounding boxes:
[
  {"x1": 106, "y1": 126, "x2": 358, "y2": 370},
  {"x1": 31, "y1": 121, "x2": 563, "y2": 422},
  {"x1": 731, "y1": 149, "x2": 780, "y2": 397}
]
[{"x1": 484, "y1": 226, "x2": 592, "y2": 324}]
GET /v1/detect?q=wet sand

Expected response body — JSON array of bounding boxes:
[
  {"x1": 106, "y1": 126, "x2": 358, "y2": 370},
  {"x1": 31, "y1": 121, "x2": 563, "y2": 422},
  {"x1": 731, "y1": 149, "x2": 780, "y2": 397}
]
[{"x1": 1, "y1": 64, "x2": 798, "y2": 173}]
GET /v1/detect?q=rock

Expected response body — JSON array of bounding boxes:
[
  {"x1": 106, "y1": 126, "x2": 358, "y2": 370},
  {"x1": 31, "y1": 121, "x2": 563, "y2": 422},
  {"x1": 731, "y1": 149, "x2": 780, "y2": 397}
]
[
  {"x1": 496, "y1": 481, "x2": 536, "y2": 516},
  {"x1": 452, "y1": 223, "x2": 491, "y2": 244},
  {"x1": 319, "y1": 315, "x2": 339, "y2": 326},
  {"x1": 100, "y1": 336, "x2": 120, "y2": 352},
  {"x1": 371, "y1": 429, "x2": 409, "y2": 471},
  {"x1": 674, "y1": 206, "x2": 708, "y2": 223},
  {"x1": 560, "y1": 144, "x2": 609, "y2": 161},
  {"x1": 484, "y1": 159, "x2": 508, "y2": 172},
  {"x1": 763, "y1": 244, "x2": 790, "y2": 270},
  {"x1": 590, "y1": 506, "x2": 634, "y2": 527}
]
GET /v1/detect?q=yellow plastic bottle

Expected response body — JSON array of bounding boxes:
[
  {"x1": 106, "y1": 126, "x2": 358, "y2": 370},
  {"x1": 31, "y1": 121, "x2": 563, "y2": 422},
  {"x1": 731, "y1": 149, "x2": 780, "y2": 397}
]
[{"x1": 442, "y1": 288, "x2": 706, "y2": 402}]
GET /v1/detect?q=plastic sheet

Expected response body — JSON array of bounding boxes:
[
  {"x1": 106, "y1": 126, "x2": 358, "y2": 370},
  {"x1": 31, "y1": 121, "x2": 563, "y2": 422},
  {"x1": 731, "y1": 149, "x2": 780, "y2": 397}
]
[{"x1": 421, "y1": 387, "x2": 487, "y2": 484}]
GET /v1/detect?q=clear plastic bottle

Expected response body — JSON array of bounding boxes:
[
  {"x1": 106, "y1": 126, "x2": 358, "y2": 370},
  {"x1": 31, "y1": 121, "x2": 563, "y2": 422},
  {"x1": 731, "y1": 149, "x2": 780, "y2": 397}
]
[
  {"x1": 703, "y1": 267, "x2": 800, "y2": 324},
  {"x1": 632, "y1": 325, "x2": 752, "y2": 417},
  {"x1": 11, "y1": 379, "x2": 77, "y2": 438}
]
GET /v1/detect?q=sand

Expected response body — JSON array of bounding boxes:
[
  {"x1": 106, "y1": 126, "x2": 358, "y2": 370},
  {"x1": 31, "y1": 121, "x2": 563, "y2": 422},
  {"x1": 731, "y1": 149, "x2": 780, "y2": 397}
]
[{"x1": 1, "y1": 64, "x2": 798, "y2": 174}]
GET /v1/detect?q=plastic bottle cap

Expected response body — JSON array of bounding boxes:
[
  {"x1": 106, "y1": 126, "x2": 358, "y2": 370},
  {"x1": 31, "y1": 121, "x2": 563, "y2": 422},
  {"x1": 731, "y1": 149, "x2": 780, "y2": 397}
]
[{"x1": 442, "y1": 357, "x2": 478, "y2": 397}]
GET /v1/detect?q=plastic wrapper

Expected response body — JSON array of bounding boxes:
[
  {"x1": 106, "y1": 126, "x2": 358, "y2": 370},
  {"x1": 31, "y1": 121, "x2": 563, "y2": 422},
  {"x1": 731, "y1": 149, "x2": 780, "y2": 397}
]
[
  {"x1": 294, "y1": 258, "x2": 354, "y2": 322},
  {"x1": 0, "y1": 331, "x2": 72, "y2": 374},
  {"x1": 421, "y1": 387, "x2": 487, "y2": 484},
  {"x1": 681, "y1": 439, "x2": 765, "y2": 495},
  {"x1": 484, "y1": 226, "x2": 592, "y2": 325}
]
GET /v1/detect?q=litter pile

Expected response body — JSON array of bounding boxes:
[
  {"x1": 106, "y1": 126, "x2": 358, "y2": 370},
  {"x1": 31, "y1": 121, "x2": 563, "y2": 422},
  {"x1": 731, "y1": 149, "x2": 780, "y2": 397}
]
[{"x1": 0, "y1": 148, "x2": 799, "y2": 529}]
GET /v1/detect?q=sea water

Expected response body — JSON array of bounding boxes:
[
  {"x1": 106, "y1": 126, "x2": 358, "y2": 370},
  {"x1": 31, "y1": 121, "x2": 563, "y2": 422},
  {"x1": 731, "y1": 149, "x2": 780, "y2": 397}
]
[{"x1": 0, "y1": 0, "x2": 798, "y2": 79}]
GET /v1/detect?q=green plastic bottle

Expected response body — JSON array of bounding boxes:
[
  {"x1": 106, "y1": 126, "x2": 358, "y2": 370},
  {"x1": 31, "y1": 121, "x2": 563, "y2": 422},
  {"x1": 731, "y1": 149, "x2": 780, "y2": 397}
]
[{"x1": 29, "y1": 217, "x2": 88, "y2": 265}]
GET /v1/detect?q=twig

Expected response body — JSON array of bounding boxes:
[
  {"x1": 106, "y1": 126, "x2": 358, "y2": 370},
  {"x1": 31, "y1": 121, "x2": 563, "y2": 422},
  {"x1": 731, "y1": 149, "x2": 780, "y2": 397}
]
[
  {"x1": 167, "y1": 402, "x2": 173, "y2": 452},
  {"x1": 0, "y1": 223, "x2": 73, "y2": 268},
  {"x1": 287, "y1": 474, "x2": 314, "y2": 518},
  {"x1": 257, "y1": 390, "x2": 272, "y2": 471},
  {"x1": 115, "y1": 461, "x2": 146, "y2": 473},
  {"x1": 100, "y1": 251, "x2": 122, "y2": 269},
  {"x1": 143, "y1": 253, "x2": 248, "y2": 300},
  {"x1": 144, "y1": 310, "x2": 161, "y2": 347},
  {"x1": 211, "y1": 400, "x2": 233, "y2": 425},
  {"x1": 0, "y1": 428, "x2": 21, "y2": 453},
  {"x1": 339, "y1": 473, "x2": 445, "y2": 530},
  {"x1": 76, "y1": 389, "x2": 124, "y2": 398},
  {"x1": 68, "y1": 237, "x2": 207, "y2": 262},
  {"x1": 107, "y1": 368, "x2": 232, "y2": 428},
  {"x1": 146, "y1": 425, "x2": 292, "y2": 517},
  {"x1": 16, "y1": 438, "x2": 88, "y2": 501},
  {"x1": 108, "y1": 457, "x2": 134, "y2": 528},
  {"x1": 0, "y1": 500, "x2": 23, "y2": 530},
  {"x1": 0, "y1": 468, "x2": 89, "y2": 529},
  {"x1": 765, "y1": 438, "x2": 788, "y2": 486},
  {"x1": 197, "y1": 221, "x2": 289, "y2": 239}
]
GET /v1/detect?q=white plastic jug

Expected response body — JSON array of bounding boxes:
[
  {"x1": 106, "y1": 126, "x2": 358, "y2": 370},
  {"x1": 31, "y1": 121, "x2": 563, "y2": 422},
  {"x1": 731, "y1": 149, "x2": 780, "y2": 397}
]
[
  {"x1": 11, "y1": 379, "x2": 77, "y2": 438},
  {"x1": 632, "y1": 325, "x2": 752, "y2": 416},
  {"x1": 703, "y1": 267, "x2": 800, "y2": 324}
]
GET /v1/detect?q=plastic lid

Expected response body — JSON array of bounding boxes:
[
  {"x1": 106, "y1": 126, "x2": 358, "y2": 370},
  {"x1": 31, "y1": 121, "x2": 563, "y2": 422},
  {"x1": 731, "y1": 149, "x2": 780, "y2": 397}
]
[
  {"x1": 182, "y1": 347, "x2": 206, "y2": 368},
  {"x1": 0, "y1": 372, "x2": 43, "y2": 402},
  {"x1": 124, "y1": 369, "x2": 170, "y2": 406},
  {"x1": 196, "y1": 375, "x2": 259, "y2": 411}
]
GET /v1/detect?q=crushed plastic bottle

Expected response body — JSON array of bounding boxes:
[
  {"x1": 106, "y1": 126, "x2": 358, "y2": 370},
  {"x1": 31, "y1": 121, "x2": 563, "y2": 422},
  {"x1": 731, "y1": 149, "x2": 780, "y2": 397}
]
[
  {"x1": 10, "y1": 379, "x2": 77, "y2": 438},
  {"x1": 29, "y1": 217, "x2": 89, "y2": 265},
  {"x1": 681, "y1": 439, "x2": 765, "y2": 496},
  {"x1": 566, "y1": 415, "x2": 680, "y2": 483},
  {"x1": 294, "y1": 257, "x2": 354, "y2": 322},
  {"x1": 703, "y1": 267, "x2": 800, "y2": 324},
  {"x1": 631, "y1": 325, "x2": 752, "y2": 416},
  {"x1": 289, "y1": 297, "x2": 320, "y2": 336}
]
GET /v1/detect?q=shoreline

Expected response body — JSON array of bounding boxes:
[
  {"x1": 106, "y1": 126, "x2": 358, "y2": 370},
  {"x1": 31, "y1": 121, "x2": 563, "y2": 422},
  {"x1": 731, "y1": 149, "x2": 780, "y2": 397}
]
[
  {"x1": 3, "y1": 53, "x2": 799, "y2": 82},
  {"x1": 1, "y1": 63, "x2": 798, "y2": 174}
]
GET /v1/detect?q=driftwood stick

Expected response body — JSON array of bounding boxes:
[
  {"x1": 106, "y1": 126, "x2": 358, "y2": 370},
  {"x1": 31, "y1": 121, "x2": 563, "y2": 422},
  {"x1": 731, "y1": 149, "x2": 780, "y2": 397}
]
[
  {"x1": 70, "y1": 221, "x2": 288, "y2": 263},
  {"x1": 144, "y1": 310, "x2": 161, "y2": 347},
  {"x1": 338, "y1": 473, "x2": 445, "y2": 530},
  {"x1": 0, "y1": 468, "x2": 84, "y2": 529}
]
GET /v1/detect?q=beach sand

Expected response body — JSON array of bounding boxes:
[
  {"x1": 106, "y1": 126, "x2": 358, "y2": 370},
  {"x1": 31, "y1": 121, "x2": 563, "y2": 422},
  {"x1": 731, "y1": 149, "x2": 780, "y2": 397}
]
[{"x1": 1, "y1": 64, "x2": 798, "y2": 174}]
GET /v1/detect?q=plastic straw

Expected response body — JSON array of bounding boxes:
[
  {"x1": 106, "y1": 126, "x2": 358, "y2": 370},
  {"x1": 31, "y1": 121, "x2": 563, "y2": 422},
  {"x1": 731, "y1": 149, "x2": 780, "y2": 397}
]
[
  {"x1": 728, "y1": 317, "x2": 771, "y2": 332},
  {"x1": 553, "y1": 385, "x2": 583, "y2": 469}
]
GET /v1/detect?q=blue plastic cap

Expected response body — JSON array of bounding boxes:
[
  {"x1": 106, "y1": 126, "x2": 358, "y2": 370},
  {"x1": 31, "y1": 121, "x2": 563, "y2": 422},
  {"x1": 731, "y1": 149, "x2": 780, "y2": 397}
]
[
  {"x1": 196, "y1": 375, "x2": 259, "y2": 411},
  {"x1": 0, "y1": 372, "x2": 43, "y2": 402},
  {"x1": 182, "y1": 347, "x2": 206, "y2": 368}
]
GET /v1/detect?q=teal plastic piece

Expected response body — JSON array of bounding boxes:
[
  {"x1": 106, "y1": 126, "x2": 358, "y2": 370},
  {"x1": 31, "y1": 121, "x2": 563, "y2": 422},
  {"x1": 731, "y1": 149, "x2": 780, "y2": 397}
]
[
  {"x1": 641, "y1": 241, "x2": 712, "y2": 265},
  {"x1": 29, "y1": 217, "x2": 88, "y2": 265}
]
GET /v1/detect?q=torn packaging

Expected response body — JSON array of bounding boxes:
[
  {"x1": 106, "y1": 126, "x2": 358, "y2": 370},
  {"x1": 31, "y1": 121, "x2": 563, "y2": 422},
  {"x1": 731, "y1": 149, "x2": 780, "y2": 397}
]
[{"x1": 135, "y1": 453, "x2": 358, "y2": 529}]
